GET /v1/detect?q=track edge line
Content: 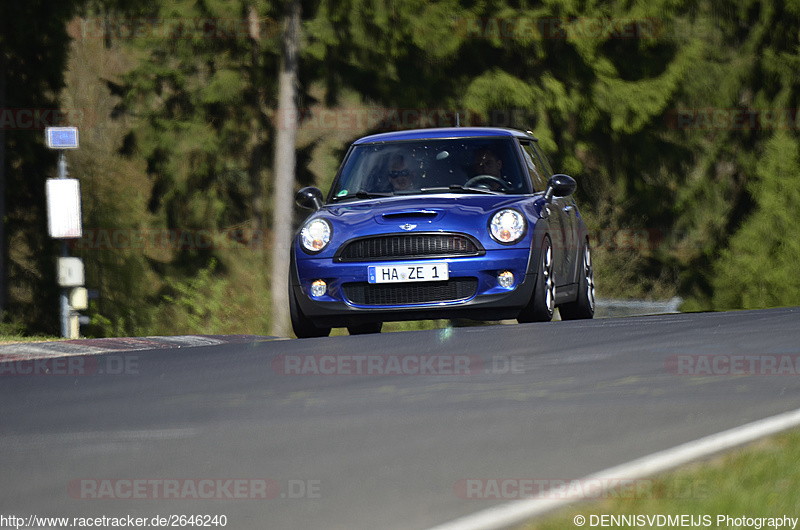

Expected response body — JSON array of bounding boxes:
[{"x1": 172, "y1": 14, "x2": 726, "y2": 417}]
[{"x1": 427, "y1": 407, "x2": 800, "y2": 530}]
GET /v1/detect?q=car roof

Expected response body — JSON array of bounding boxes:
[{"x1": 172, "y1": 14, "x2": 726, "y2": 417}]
[{"x1": 352, "y1": 127, "x2": 537, "y2": 145}]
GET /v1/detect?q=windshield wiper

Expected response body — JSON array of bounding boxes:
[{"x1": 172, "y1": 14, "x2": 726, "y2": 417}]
[
  {"x1": 331, "y1": 190, "x2": 394, "y2": 202},
  {"x1": 419, "y1": 184, "x2": 500, "y2": 195}
]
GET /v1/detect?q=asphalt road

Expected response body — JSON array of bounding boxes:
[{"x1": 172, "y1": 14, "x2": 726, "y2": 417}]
[{"x1": 2, "y1": 307, "x2": 800, "y2": 529}]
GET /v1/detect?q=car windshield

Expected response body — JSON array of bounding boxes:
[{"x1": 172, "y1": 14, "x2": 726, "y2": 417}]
[{"x1": 329, "y1": 137, "x2": 531, "y2": 201}]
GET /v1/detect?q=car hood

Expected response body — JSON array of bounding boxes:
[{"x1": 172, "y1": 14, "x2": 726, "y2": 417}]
[
  {"x1": 327, "y1": 194, "x2": 528, "y2": 220},
  {"x1": 304, "y1": 193, "x2": 543, "y2": 249}
]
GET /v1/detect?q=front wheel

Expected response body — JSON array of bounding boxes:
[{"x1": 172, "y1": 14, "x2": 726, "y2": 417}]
[
  {"x1": 559, "y1": 240, "x2": 595, "y2": 320},
  {"x1": 289, "y1": 283, "x2": 331, "y2": 338},
  {"x1": 517, "y1": 236, "x2": 555, "y2": 323}
]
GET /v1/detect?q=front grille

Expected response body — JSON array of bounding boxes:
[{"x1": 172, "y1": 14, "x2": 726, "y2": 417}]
[
  {"x1": 342, "y1": 278, "x2": 478, "y2": 306},
  {"x1": 336, "y1": 233, "x2": 483, "y2": 262}
]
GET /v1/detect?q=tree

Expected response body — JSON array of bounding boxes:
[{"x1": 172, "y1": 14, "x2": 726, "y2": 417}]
[
  {"x1": 711, "y1": 132, "x2": 800, "y2": 309},
  {"x1": 269, "y1": 0, "x2": 301, "y2": 337},
  {"x1": 94, "y1": 0, "x2": 285, "y2": 336},
  {"x1": 675, "y1": 0, "x2": 800, "y2": 310},
  {"x1": 1, "y1": 0, "x2": 83, "y2": 333}
]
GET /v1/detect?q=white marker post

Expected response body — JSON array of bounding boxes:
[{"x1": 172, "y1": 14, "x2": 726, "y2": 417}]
[{"x1": 44, "y1": 127, "x2": 83, "y2": 338}]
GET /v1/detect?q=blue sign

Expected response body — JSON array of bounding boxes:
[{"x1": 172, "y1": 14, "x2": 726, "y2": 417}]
[{"x1": 46, "y1": 127, "x2": 80, "y2": 149}]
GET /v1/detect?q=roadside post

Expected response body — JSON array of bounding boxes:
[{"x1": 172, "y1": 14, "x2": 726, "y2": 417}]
[{"x1": 44, "y1": 127, "x2": 84, "y2": 338}]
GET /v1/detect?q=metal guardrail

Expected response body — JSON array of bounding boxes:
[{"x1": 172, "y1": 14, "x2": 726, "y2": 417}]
[{"x1": 593, "y1": 297, "x2": 683, "y2": 318}]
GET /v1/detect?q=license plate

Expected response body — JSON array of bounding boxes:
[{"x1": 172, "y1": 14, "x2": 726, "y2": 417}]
[{"x1": 368, "y1": 263, "x2": 449, "y2": 284}]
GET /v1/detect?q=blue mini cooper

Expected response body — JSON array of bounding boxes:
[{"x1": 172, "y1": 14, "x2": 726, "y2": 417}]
[{"x1": 290, "y1": 127, "x2": 595, "y2": 338}]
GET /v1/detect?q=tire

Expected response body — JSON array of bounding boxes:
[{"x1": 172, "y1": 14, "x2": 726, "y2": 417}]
[
  {"x1": 289, "y1": 283, "x2": 331, "y2": 338},
  {"x1": 517, "y1": 235, "x2": 555, "y2": 323},
  {"x1": 347, "y1": 322, "x2": 383, "y2": 335},
  {"x1": 559, "y1": 240, "x2": 595, "y2": 320}
]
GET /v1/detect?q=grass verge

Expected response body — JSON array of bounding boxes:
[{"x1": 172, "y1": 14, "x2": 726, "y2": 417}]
[
  {"x1": 520, "y1": 428, "x2": 800, "y2": 529},
  {"x1": 0, "y1": 335, "x2": 63, "y2": 345}
]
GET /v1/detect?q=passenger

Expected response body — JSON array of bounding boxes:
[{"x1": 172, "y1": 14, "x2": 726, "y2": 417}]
[{"x1": 386, "y1": 154, "x2": 417, "y2": 192}]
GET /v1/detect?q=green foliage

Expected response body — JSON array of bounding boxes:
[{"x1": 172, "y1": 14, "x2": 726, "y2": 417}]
[
  {"x1": 60, "y1": 36, "x2": 162, "y2": 338},
  {"x1": 0, "y1": 319, "x2": 27, "y2": 338},
  {"x1": 711, "y1": 133, "x2": 800, "y2": 310},
  {"x1": 119, "y1": 0, "x2": 278, "y2": 234},
  {"x1": 157, "y1": 258, "x2": 228, "y2": 334},
  {"x1": 674, "y1": 0, "x2": 800, "y2": 309}
]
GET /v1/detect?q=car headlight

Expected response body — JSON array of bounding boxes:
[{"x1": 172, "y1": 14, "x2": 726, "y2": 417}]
[
  {"x1": 300, "y1": 218, "x2": 332, "y2": 253},
  {"x1": 489, "y1": 209, "x2": 526, "y2": 244}
]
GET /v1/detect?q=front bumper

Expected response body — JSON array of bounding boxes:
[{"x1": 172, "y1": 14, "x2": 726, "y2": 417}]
[{"x1": 291, "y1": 248, "x2": 537, "y2": 327}]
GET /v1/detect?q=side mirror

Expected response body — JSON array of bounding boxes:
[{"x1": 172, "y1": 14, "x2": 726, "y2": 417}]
[
  {"x1": 544, "y1": 174, "x2": 576, "y2": 202},
  {"x1": 296, "y1": 187, "x2": 324, "y2": 211}
]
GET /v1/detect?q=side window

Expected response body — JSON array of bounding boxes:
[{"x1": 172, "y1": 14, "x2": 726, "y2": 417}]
[
  {"x1": 530, "y1": 141, "x2": 554, "y2": 178},
  {"x1": 518, "y1": 141, "x2": 547, "y2": 193}
]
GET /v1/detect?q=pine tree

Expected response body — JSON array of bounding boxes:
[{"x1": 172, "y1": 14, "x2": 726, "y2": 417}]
[
  {"x1": 678, "y1": 0, "x2": 800, "y2": 310},
  {"x1": 711, "y1": 133, "x2": 800, "y2": 309}
]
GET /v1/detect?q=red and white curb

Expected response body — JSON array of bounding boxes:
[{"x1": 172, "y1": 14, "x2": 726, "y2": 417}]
[{"x1": 0, "y1": 335, "x2": 277, "y2": 361}]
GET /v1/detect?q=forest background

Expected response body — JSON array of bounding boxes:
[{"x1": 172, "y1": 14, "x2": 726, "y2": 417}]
[{"x1": 2, "y1": 0, "x2": 799, "y2": 338}]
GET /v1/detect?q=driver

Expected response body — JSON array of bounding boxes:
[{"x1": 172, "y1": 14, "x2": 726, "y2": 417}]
[
  {"x1": 471, "y1": 148, "x2": 506, "y2": 190},
  {"x1": 474, "y1": 148, "x2": 503, "y2": 179}
]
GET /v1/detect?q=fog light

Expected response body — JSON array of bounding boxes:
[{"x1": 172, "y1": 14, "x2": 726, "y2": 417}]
[
  {"x1": 310, "y1": 280, "x2": 327, "y2": 297},
  {"x1": 497, "y1": 270, "x2": 514, "y2": 288}
]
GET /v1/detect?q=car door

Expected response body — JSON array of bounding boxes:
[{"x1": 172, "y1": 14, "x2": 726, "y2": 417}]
[
  {"x1": 518, "y1": 139, "x2": 569, "y2": 285},
  {"x1": 527, "y1": 140, "x2": 579, "y2": 285},
  {"x1": 535, "y1": 141, "x2": 579, "y2": 284}
]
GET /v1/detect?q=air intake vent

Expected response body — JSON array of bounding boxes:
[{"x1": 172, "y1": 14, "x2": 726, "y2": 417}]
[
  {"x1": 381, "y1": 211, "x2": 439, "y2": 220},
  {"x1": 342, "y1": 278, "x2": 478, "y2": 306},
  {"x1": 335, "y1": 233, "x2": 484, "y2": 262}
]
